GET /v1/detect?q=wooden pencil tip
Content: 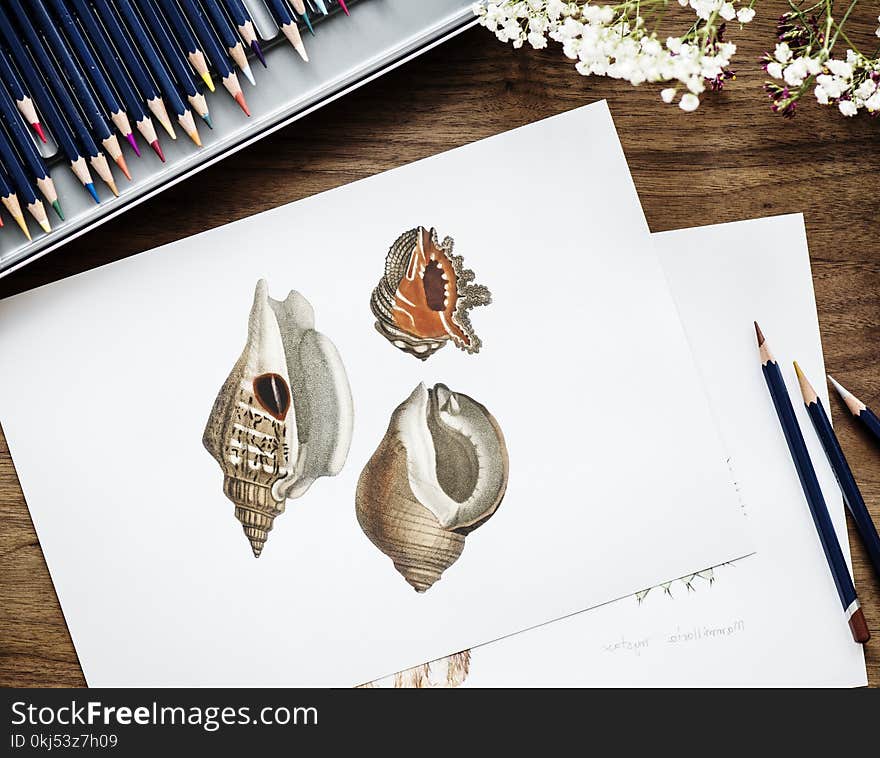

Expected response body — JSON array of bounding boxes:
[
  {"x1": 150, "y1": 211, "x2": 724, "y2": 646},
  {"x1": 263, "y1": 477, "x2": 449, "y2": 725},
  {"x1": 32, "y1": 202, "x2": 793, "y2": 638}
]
[
  {"x1": 754, "y1": 321, "x2": 765, "y2": 346},
  {"x1": 115, "y1": 155, "x2": 133, "y2": 182},
  {"x1": 849, "y1": 607, "x2": 870, "y2": 644},
  {"x1": 793, "y1": 361, "x2": 804, "y2": 380},
  {"x1": 234, "y1": 92, "x2": 251, "y2": 117},
  {"x1": 201, "y1": 72, "x2": 216, "y2": 93},
  {"x1": 793, "y1": 361, "x2": 817, "y2": 404}
]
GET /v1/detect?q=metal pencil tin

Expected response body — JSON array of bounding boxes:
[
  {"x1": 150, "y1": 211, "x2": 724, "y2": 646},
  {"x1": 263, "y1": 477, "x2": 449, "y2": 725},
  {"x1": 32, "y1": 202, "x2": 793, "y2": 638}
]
[{"x1": 0, "y1": 0, "x2": 477, "y2": 279}]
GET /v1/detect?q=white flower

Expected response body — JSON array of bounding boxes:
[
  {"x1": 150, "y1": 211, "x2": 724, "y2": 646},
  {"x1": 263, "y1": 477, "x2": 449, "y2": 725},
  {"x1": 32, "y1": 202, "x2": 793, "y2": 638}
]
[
  {"x1": 826, "y1": 59, "x2": 853, "y2": 79},
  {"x1": 775, "y1": 42, "x2": 792, "y2": 64},
  {"x1": 814, "y1": 84, "x2": 829, "y2": 104},
  {"x1": 679, "y1": 93, "x2": 700, "y2": 111},
  {"x1": 661, "y1": 87, "x2": 677, "y2": 103},
  {"x1": 737, "y1": 7, "x2": 755, "y2": 23},
  {"x1": 720, "y1": 3, "x2": 736, "y2": 22},
  {"x1": 838, "y1": 99, "x2": 858, "y2": 117},
  {"x1": 855, "y1": 79, "x2": 877, "y2": 100},
  {"x1": 865, "y1": 92, "x2": 880, "y2": 112},
  {"x1": 766, "y1": 61, "x2": 783, "y2": 79}
]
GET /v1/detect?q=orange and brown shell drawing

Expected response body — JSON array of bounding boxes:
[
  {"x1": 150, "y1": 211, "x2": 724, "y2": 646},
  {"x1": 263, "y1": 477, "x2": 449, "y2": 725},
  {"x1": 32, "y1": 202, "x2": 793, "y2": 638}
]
[{"x1": 370, "y1": 227, "x2": 492, "y2": 360}]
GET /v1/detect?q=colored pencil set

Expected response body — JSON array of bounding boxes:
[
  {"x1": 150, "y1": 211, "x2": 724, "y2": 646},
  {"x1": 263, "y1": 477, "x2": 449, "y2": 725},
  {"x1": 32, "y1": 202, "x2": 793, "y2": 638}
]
[
  {"x1": 755, "y1": 323, "x2": 880, "y2": 645},
  {"x1": 0, "y1": 0, "x2": 353, "y2": 241}
]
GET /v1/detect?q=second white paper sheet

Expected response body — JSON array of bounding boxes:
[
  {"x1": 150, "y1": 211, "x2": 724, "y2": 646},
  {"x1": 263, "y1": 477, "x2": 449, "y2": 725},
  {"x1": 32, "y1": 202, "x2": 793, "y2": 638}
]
[
  {"x1": 378, "y1": 215, "x2": 864, "y2": 687},
  {"x1": 0, "y1": 103, "x2": 751, "y2": 686}
]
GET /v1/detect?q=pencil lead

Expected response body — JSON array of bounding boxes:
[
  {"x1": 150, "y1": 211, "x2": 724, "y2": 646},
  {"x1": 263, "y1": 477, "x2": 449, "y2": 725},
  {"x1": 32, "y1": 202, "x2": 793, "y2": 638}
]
[
  {"x1": 13, "y1": 212, "x2": 31, "y2": 240},
  {"x1": 150, "y1": 140, "x2": 165, "y2": 162},
  {"x1": 125, "y1": 132, "x2": 142, "y2": 157},
  {"x1": 115, "y1": 155, "x2": 133, "y2": 182},
  {"x1": 201, "y1": 112, "x2": 213, "y2": 130},
  {"x1": 199, "y1": 70, "x2": 214, "y2": 92},
  {"x1": 754, "y1": 321, "x2": 765, "y2": 346},
  {"x1": 38, "y1": 216, "x2": 51, "y2": 234},
  {"x1": 240, "y1": 62, "x2": 256, "y2": 87},
  {"x1": 303, "y1": 12, "x2": 315, "y2": 35},
  {"x1": 107, "y1": 179, "x2": 120, "y2": 198},
  {"x1": 827, "y1": 375, "x2": 847, "y2": 398},
  {"x1": 234, "y1": 91, "x2": 251, "y2": 117},
  {"x1": 86, "y1": 182, "x2": 100, "y2": 204},
  {"x1": 251, "y1": 40, "x2": 267, "y2": 68},
  {"x1": 793, "y1": 361, "x2": 817, "y2": 404},
  {"x1": 51, "y1": 200, "x2": 64, "y2": 221},
  {"x1": 188, "y1": 128, "x2": 202, "y2": 148},
  {"x1": 32, "y1": 121, "x2": 47, "y2": 143},
  {"x1": 793, "y1": 361, "x2": 805, "y2": 381},
  {"x1": 338, "y1": 0, "x2": 350, "y2": 15}
]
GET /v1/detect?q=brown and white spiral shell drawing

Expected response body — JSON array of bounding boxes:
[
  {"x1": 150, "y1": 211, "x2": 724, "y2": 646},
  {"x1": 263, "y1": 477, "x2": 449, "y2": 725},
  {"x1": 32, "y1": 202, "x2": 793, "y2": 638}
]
[
  {"x1": 203, "y1": 280, "x2": 354, "y2": 558},
  {"x1": 356, "y1": 383, "x2": 509, "y2": 592},
  {"x1": 370, "y1": 227, "x2": 492, "y2": 360}
]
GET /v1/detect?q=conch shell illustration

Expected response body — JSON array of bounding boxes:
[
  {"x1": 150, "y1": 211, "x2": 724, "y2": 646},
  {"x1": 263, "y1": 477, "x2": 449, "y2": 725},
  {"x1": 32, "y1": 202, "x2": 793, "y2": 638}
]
[
  {"x1": 356, "y1": 383, "x2": 509, "y2": 592},
  {"x1": 203, "y1": 280, "x2": 354, "y2": 557},
  {"x1": 370, "y1": 227, "x2": 492, "y2": 360}
]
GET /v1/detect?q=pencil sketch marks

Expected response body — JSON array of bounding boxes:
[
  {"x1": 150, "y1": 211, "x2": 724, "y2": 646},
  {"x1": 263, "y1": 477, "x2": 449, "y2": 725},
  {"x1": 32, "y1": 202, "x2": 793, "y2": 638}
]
[
  {"x1": 203, "y1": 280, "x2": 354, "y2": 557},
  {"x1": 356, "y1": 383, "x2": 509, "y2": 592},
  {"x1": 370, "y1": 227, "x2": 492, "y2": 360}
]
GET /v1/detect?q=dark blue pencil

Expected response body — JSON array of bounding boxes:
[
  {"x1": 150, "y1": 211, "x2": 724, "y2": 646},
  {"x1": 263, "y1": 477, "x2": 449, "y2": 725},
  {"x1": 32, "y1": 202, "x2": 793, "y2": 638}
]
[
  {"x1": 115, "y1": 0, "x2": 201, "y2": 146},
  {"x1": 0, "y1": 3, "x2": 101, "y2": 200},
  {"x1": 0, "y1": 77, "x2": 62, "y2": 219},
  {"x1": 24, "y1": 0, "x2": 130, "y2": 181},
  {"x1": 0, "y1": 162, "x2": 31, "y2": 239},
  {"x1": 66, "y1": 0, "x2": 164, "y2": 162},
  {"x1": 794, "y1": 364, "x2": 880, "y2": 582},
  {"x1": 266, "y1": 0, "x2": 309, "y2": 60},
  {"x1": 45, "y1": 0, "x2": 139, "y2": 158},
  {"x1": 222, "y1": 0, "x2": 266, "y2": 67},
  {"x1": 140, "y1": 0, "x2": 212, "y2": 129},
  {"x1": 0, "y1": 50, "x2": 46, "y2": 143},
  {"x1": 756, "y1": 323, "x2": 870, "y2": 644},
  {"x1": 154, "y1": 0, "x2": 215, "y2": 93},
  {"x1": 200, "y1": 0, "x2": 255, "y2": 85},
  {"x1": 176, "y1": 0, "x2": 250, "y2": 114},
  {"x1": 0, "y1": 125, "x2": 51, "y2": 232},
  {"x1": 91, "y1": 0, "x2": 175, "y2": 141}
]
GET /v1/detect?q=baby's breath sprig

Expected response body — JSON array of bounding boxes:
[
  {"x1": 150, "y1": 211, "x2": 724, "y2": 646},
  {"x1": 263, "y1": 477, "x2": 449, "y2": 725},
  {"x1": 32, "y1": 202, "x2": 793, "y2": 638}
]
[
  {"x1": 763, "y1": 1, "x2": 880, "y2": 119},
  {"x1": 473, "y1": 1, "x2": 757, "y2": 111}
]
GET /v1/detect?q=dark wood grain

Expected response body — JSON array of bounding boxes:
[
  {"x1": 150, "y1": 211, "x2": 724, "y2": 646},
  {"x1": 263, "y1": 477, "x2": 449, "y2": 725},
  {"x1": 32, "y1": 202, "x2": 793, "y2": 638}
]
[{"x1": 2, "y1": 6, "x2": 879, "y2": 686}]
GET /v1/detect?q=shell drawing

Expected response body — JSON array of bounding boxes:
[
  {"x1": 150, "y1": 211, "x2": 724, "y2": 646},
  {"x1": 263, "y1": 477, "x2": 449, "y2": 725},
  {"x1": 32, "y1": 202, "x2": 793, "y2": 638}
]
[
  {"x1": 203, "y1": 280, "x2": 354, "y2": 558},
  {"x1": 370, "y1": 227, "x2": 492, "y2": 360},
  {"x1": 356, "y1": 383, "x2": 509, "y2": 592}
]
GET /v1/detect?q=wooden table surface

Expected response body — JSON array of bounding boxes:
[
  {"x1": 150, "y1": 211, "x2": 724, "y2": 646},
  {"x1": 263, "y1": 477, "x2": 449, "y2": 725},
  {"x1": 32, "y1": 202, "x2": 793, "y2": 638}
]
[{"x1": 2, "y1": 6, "x2": 879, "y2": 687}]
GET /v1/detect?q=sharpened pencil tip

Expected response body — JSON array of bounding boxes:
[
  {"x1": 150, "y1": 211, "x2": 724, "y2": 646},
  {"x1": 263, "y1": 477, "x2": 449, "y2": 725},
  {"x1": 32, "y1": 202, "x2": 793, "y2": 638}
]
[
  {"x1": 201, "y1": 112, "x2": 213, "y2": 129},
  {"x1": 827, "y1": 375, "x2": 847, "y2": 397},
  {"x1": 338, "y1": 0, "x2": 350, "y2": 15},
  {"x1": 793, "y1": 361, "x2": 804, "y2": 380},
  {"x1": 150, "y1": 140, "x2": 165, "y2": 162},
  {"x1": 38, "y1": 217, "x2": 51, "y2": 234},
  {"x1": 51, "y1": 200, "x2": 64, "y2": 221},
  {"x1": 201, "y1": 71, "x2": 215, "y2": 92},
  {"x1": 241, "y1": 63, "x2": 256, "y2": 87},
  {"x1": 86, "y1": 183, "x2": 100, "y2": 204},
  {"x1": 125, "y1": 132, "x2": 141, "y2": 157},
  {"x1": 108, "y1": 181, "x2": 119, "y2": 198},
  {"x1": 115, "y1": 155, "x2": 132, "y2": 182},
  {"x1": 754, "y1": 321, "x2": 765, "y2": 346},
  {"x1": 251, "y1": 40, "x2": 267, "y2": 68},
  {"x1": 33, "y1": 122, "x2": 47, "y2": 143},
  {"x1": 234, "y1": 92, "x2": 251, "y2": 117},
  {"x1": 13, "y1": 213, "x2": 31, "y2": 240},
  {"x1": 187, "y1": 129, "x2": 202, "y2": 148}
]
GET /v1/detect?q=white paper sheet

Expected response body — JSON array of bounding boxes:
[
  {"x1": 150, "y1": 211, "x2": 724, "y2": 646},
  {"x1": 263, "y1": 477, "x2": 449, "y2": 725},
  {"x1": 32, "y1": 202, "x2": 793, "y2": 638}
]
[
  {"x1": 369, "y1": 215, "x2": 866, "y2": 687},
  {"x1": 0, "y1": 103, "x2": 751, "y2": 686}
]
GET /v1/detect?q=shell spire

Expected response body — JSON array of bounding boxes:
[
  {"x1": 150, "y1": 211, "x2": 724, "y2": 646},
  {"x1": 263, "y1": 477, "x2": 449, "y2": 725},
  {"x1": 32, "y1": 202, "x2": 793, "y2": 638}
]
[
  {"x1": 370, "y1": 227, "x2": 492, "y2": 360},
  {"x1": 204, "y1": 280, "x2": 354, "y2": 557}
]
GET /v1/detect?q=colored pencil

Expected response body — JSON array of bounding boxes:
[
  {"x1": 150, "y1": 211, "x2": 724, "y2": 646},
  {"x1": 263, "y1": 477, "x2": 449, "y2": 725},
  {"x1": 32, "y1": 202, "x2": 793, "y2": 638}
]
[
  {"x1": 200, "y1": 0, "x2": 256, "y2": 85},
  {"x1": 25, "y1": 0, "x2": 131, "y2": 181},
  {"x1": 0, "y1": 127, "x2": 51, "y2": 233},
  {"x1": 756, "y1": 323, "x2": 870, "y2": 644},
  {"x1": 338, "y1": 0, "x2": 350, "y2": 15},
  {"x1": 176, "y1": 0, "x2": 250, "y2": 115},
  {"x1": 266, "y1": 0, "x2": 309, "y2": 61},
  {"x1": 0, "y1": 79, "x2": 63, "y2": 219},
  {"x1": 140, "y1": 0, "x2": 212, "y2": 129},
  {"x1": 91, "y1": 0, "x2": 175, "y2": 140},
  {"x1": 222, "y1": 0, "x2": 266, "y2": 67},
  {"x1": 154, "y1": 0, "x2": 215, "y2": 93},
  {"x1": 0, "y1": 163, "x2": 31, "y2": 239},
  {"x1": 794, "y1": 364, "x2": 880, "y2": 582},
  {"x1": 66, "y1": 0, "x2": 164, "y2": 162},
  {"x1": 0, "y1": 3, "x2": 107, "y2": 199},
  {"x1": 828, "y1": 375, "x2": 880, "y2": 448},
  {"x1": 0, "y1": 50, "x2": 45, "y2": 143},
  {"x1": 299, "y1": 3, "x2": 315, "y2": 36},
  {"x1": 290, "y1": 0, "x2": 307, "y2": 13},
  {"x1": 312, "y1": 0, "x2": 329, "y2": 16},
  {"x1": 45, "y1": 0, "x2": 139, "y2": 157},
  {"x1": 115, "y1": 0, "x2": 202, "y2": 147}
]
